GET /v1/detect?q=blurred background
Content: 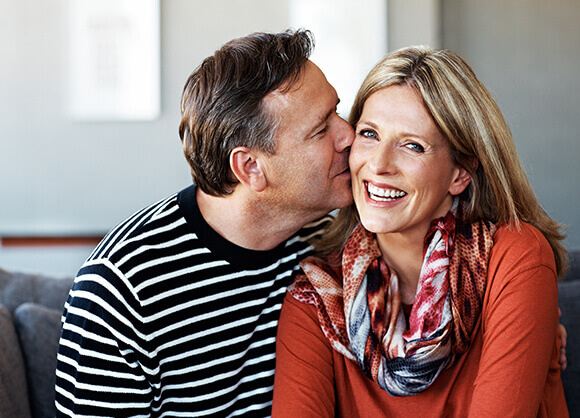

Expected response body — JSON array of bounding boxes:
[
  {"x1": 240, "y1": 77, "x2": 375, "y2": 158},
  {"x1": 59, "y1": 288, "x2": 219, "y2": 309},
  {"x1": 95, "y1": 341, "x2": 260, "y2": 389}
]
[{"x1": 1, "y1": 0, "x2": 579, "y2": 277}]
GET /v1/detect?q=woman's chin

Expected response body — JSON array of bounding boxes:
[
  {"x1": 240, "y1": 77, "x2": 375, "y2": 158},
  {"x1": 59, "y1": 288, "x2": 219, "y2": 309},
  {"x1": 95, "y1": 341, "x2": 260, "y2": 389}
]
[{"x1": 359, "y1": 216, "x2": 396, "y2": 235}]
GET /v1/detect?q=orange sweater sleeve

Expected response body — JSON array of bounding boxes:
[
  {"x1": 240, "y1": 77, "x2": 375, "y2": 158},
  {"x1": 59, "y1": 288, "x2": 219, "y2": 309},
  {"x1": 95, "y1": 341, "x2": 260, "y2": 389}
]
[
  {"x1": 272, "y1": 292, "x2": 336, "y2": 417},
  {"x1": 468, "y1": 224, "x2": 563, "y2": 417}
]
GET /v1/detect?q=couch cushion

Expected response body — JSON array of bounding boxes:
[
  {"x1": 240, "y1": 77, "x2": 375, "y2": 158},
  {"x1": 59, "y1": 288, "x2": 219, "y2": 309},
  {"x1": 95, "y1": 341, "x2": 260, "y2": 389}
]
[
  {"x1": 558, "y1": 277, "x2": 580, "y2": 417},
  {"x1": 0, "y1": 304, "x2": 31, "y2": 418},
  {"x1": 563, "y1": 251, "x2": 579, "y2": 282},
  {"x1": 14, "y1": 302, "x2": 62, "y2": 418}
]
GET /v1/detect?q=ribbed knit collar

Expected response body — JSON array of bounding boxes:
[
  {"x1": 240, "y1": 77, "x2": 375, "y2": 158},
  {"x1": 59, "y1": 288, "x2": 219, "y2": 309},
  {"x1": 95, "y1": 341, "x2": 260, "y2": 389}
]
[{"x1": 177, "y1": 185, "x2": 303, "y2": 270}]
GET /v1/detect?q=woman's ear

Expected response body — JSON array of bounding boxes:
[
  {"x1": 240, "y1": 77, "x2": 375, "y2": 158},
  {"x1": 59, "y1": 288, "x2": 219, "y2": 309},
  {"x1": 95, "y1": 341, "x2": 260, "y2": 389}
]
[
  {"x1": 449, "y1": 166, "x2": 472, "y2": 196},
  {"x1": 230, "y1": 147, "x2": 267, "y2": 192}
]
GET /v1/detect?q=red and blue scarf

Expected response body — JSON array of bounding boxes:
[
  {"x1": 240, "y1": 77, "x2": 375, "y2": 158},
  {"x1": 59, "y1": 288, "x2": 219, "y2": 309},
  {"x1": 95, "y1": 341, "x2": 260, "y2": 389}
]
[{"x1": 289, "y1": 201, "x2": 496, "y2": 396}]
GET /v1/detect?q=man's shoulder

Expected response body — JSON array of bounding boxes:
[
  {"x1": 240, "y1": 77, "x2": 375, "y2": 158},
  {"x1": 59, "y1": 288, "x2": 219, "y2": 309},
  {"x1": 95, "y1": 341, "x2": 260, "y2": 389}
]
[
  {"x1": 282, "y1": 213, "x2": 335, "y2": 256},
  {"x1": 71, "y1": 188, "x2": 204, "y2": 296},
  {"x1": 86, "y1": 189, "x2": 188, "y2": 264}
]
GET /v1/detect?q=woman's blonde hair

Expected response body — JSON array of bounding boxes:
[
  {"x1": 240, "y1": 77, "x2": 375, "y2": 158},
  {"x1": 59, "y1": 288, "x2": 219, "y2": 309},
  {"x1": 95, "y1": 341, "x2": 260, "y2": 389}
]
[{"x1": 319, "y1": 46, "x2": 567, "y2": 277}]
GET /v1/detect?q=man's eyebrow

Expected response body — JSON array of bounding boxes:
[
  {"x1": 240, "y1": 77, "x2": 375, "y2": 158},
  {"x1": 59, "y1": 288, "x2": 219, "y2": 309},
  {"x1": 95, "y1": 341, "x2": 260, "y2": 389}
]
[
  {"x1": 312, "y1": 98, "x2": 341, "y2": 130},
  {"x1": 305, "y1": 96, "x2": 341, "y2": 139}
]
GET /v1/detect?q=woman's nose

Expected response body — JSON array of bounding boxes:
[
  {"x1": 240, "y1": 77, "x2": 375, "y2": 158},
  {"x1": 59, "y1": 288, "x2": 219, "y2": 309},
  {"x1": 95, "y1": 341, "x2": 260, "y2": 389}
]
[
  {"x1": 334, "y1": 116, "x2": 355, "y2": 153},
  {"x1": 368, "y1": 144, "x2": 397, "y2": 175}
]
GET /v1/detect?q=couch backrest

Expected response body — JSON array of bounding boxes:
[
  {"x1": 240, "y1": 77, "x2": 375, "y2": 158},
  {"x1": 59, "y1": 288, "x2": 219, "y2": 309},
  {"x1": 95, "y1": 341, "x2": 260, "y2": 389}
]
[{"x1": 0, "y1": 268, "x2": 73, "y2": 315}]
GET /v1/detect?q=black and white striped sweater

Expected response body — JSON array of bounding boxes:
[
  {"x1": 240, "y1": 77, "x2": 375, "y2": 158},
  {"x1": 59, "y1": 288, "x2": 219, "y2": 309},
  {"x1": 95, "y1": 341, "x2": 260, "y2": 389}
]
[{"x1": 55, "y1": 185, "x2": 329, "y2": 417}]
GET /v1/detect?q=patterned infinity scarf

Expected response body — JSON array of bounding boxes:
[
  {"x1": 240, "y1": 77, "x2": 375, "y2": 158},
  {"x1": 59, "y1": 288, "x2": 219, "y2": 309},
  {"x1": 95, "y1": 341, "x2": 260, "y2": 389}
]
[{"x1": 289, "y1": 200, "x2": 496, "y2": 396}]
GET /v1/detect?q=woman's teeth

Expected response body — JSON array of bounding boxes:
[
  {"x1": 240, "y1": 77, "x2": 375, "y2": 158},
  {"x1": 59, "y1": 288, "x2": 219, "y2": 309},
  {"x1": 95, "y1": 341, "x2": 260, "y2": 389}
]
[{"x1": 367, "y1": 183, "x2": 407, "y2": 201}]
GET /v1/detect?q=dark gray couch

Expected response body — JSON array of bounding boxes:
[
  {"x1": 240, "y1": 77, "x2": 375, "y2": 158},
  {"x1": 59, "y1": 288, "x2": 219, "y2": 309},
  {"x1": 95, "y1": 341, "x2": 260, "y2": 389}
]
[
  {"x1": 0, "y1": 252, "x2": 578, "y2": 417},
  {"x1": 560, "y1": 252, "x2": 580, "y2": 417},
  {"x1": 0, "y1": 269, "x2": 73, "y2": 417}
]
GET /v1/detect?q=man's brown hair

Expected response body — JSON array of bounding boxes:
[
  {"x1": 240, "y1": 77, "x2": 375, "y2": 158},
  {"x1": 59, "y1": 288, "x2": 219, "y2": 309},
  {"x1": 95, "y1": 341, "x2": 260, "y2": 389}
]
[{"x1": 179, "y1": 29, "x2": 314, "y2": 196}]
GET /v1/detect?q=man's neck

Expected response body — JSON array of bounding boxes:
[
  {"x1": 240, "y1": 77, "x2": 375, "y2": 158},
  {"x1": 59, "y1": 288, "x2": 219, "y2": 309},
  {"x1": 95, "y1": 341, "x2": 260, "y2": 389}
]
[{"x1": 195, "y1": 188, "x2": 308, "y2": 251}]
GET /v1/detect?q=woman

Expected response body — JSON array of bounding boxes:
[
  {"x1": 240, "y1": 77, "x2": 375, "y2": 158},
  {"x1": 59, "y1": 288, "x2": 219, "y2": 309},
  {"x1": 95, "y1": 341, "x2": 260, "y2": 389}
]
[{"x1": 272, "y1": 46, "x2": 568, "y2": 417}]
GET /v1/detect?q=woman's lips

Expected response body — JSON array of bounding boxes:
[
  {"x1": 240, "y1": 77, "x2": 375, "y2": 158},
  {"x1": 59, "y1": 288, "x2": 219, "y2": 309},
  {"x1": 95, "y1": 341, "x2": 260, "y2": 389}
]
[{"x1": 365, "y1": 181, "x2": 407, "y2": 202}]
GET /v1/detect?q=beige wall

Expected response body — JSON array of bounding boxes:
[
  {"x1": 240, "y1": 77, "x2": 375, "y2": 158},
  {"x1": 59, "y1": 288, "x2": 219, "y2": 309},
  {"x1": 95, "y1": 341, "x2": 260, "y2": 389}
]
[
  {"x1": 0, "y1": 0, "x2": 290, "y2": 236},
  {"x1": 387, "y1": 0, "x2": 580, "y2": 249},
  {"x1": 441, "y1": 0, "x2": 580, "y2": 249},
  {"x1": 0, "y1": 0, "x2": 578, "y2": 277},
  {"x1": 388, "y1": 0, "x2": 441, "y2": 49}
]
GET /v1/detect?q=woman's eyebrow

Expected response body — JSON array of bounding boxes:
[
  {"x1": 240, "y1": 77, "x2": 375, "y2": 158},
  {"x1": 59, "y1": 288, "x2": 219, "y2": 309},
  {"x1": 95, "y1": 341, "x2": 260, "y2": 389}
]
[{"x1": 356, "y1": 120, "x2": 378, "y2": 129}]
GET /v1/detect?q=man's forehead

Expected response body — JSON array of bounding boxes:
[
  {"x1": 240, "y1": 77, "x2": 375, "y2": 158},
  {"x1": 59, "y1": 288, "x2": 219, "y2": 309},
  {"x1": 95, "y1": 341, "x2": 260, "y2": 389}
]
[
  {"x1": 261, "y1": 61, "x2": 338, "y2": 137},
  {"x1": 265, "y1": 61, "x2": 310, "y2": 102},
  {"x1": 266, "y1": 63, "x2": 336, "y2": 108}
]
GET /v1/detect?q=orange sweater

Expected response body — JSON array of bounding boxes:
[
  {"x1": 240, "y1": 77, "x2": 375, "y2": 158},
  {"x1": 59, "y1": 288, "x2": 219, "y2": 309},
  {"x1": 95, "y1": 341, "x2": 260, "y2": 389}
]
[{"x1": 272, "y1": 223, "x2": 568, "y2": 417}]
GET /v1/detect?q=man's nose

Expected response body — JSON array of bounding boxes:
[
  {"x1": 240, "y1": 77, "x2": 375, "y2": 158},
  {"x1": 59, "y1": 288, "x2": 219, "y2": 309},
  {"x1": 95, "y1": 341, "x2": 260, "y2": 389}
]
[{"x1": 335, "y1": 117, "x2": 355, "y2": 153}]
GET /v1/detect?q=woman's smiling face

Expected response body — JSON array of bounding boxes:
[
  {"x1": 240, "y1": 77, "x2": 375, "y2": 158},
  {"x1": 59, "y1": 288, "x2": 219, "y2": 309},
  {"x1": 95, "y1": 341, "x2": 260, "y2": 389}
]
[{"x1": 349, "y1": 85, "x2": 471, "y2": 240}]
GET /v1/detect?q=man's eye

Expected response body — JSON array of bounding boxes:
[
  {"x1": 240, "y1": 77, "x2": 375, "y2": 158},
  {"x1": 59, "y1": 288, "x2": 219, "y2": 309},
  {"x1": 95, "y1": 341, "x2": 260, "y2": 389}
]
[{"x1": 317, "y1": 125, "x2": 329, "y2": 135}]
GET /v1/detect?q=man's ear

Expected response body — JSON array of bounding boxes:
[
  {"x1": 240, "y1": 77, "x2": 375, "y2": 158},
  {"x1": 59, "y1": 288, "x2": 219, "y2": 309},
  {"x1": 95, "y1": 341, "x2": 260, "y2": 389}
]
[{"x1": 230, "y1": 147, "x2": 267, "y2": 192}]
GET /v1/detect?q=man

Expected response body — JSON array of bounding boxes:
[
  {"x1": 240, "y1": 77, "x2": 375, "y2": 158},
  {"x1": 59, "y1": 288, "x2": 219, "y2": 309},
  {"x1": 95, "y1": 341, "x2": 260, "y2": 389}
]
[{"x1": 55, "y1": 29, "x2": 353, "y2": 417}]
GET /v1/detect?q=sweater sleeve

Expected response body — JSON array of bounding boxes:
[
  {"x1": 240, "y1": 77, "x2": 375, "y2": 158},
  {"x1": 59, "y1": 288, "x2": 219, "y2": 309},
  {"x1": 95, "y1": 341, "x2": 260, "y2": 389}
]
[
  {"x1": 55, "y1": 261, "x2": 154, "y2": 416},
  {"x1": 272, "y1": 292, "x2": 336, "y2": 417},
  {"x1": 468, "y1": 224, "x2": 562, "y2": 417}
]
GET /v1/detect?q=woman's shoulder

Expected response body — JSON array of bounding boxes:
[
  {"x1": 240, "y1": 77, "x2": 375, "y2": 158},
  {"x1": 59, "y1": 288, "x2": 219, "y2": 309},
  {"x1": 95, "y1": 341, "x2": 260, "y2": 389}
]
[
  {"x1": 493, "y1": 221, "x2": 552, "y2": 253},
  {"x1": 490, "y1": 221, "x2": 557, "y2": 278}
]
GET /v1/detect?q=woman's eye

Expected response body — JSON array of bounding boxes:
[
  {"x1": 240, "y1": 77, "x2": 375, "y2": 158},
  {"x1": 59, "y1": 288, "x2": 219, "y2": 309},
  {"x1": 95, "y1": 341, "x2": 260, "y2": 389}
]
[
  {"x1": 358, "y1": 129, "x2": 377, "y2": 139},
  {"x1": 405, "y1": 142, "x2": 425, "y2": 153}
]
